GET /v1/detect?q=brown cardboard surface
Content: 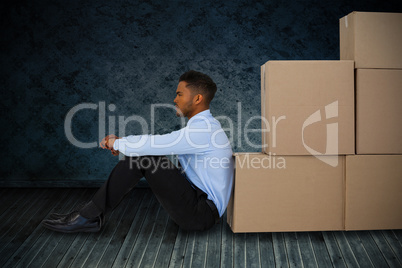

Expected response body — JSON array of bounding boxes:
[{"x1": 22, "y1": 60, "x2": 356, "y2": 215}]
[
  {"x1": 340, "y1": 12, "x2": 402, "y2": 69},
  {"x1": 356, "y1": 69, "x2": 402, "y2": 154},
  {"x1": 227, "y1": 153, "x2": 345, "y2": 233},
  {"x1": 261, "y1": 60, "x2": 354, "y2": 156},
  {"x1": 345, "y1": 155, "x2": 402, "y2": 230}
]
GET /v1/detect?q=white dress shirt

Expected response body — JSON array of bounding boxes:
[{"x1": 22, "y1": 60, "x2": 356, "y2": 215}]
[{"x1": 113, "y1": 109, "x2": 234, "y2": 216}]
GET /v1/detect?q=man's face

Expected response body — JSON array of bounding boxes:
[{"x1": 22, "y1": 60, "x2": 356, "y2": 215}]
[{"x1": 174, "y1": 81, "x2": 195, "y2": 118}]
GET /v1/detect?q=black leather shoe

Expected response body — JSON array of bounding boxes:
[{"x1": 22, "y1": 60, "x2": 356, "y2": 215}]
[
  {"x1": 47, "y1": 203, "x2": 86, "y2": 221},
  {"x1": 42, "y1": 211, "x2": 103, "y2": 233}
]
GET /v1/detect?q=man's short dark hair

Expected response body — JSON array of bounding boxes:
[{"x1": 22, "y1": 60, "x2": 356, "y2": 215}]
[{"x1": 179, "y1": 70, "x2": 217, "y2": 104}]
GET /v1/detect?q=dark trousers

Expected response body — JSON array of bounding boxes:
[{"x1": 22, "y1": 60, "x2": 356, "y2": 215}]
[{"x1": 85, "y1": 155, "x2": 217, "y2": 231}]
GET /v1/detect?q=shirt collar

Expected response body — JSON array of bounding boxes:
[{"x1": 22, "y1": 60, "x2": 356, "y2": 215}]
[{"x1": 187, "y1": 109, "x2": 211, "y2": 125}]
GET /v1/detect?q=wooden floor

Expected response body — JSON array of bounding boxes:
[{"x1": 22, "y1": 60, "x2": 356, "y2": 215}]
[{"x1": 1, "y1": 188, "x2": 401, "y2": 268}]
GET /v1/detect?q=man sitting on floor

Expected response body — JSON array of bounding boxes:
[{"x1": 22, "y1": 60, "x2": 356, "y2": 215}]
[{"x1": 42, "y1": 70, "x2": 234, "y2": 233}]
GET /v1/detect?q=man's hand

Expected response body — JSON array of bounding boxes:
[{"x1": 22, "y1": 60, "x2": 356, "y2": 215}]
[
  {"x1": 100, "y1": 134, "x2": 121, "y2": 156},
  {"x1": 110, "y1": 149, "x2": 120, "y2": 156}
]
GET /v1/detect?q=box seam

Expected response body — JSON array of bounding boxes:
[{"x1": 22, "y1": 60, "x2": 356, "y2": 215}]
[
  {"x1": 261, "y1": 64, "x2": 266, "y2": 153},
  {"x1": 343, "y1": 156, "x2": 347, "y2": 230}
]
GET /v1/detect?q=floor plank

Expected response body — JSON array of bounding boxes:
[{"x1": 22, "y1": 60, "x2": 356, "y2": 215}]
[
  {"x1": 322, "y1": 231, "x2": 347, "y2": 267},
  {"x1": 205, "y1": 219, "x2": 223, "y2": 267},
  {"x1": 18, "y1": 189, "x2": 84, "y2": 267},
  {"x1": 220, "y1": 213, "x2": 234, "y2": 268},
  {"x1": 190, "y1": 226, "x2": 209, "y2": 267},
  {"x1": 356, "y1": 231, "x2": 388, "y2": 268},
  {"x1": 333, "y1": 231, "x2": 360, "y2": 267},
  {"x1": 81, "y1": 189, "x2": 145, "y2": 268},
  {"x1": 0, "y1": 189, "x2": 43, "y2": 244},
  {"x1": 284, "y1": 232, "x2": 303, "y2": 268},
  {"x1": 55, "y1": 231, "x2": 91, "y2": 267},
  {"x1": 1, "y1": 188, "x2": 401, "y2": 268},
  {"x1": 60, "y1": 190, "x2": 129, "y2": 268},
  {"x1": 54, "y1": 191, "x2": 99, "y2": 268},
  {"x1": 153, "y1": 217, "x2": 179, "y2": 268},
  {"x1": 393, "y1": 230, "x2": 402, "y2": 246},
  {"x1": 234, "y1": 232, "x2": 246, "y2": 268},
  {"x1": 0, "y1": 189, "x2": 65, "y2": 266},
  {"x1": 0, "y1": 188, "x2": 20, "y2": 216},
  {"x1": 246, "y1": 233, "x2": 260, "y2": 268},
  {"x1": 343, "y1": 231, "x2": 374, "y2": 267},
  {"x1": 370, "y1": 230, "x2": 402, "y2": 268},
  {"x1": 297, "y1": 232, "x2": 318, "y2": 268},
  {"x1": 258, "y1": 233, "x2": 275, "y2": 267},
  {"x1": 111, "y1": 190, "x2": 154, "y2": 267},
  {"x1": 3, "y1": 189, "x2": 93, "y2": 268},
  {"x1": 168, "y1": 226, "x2": 189, "y2": 268},
  {"x1": 308, "y1": 232, "x2": 333, "y2": 268},
  {"x1": 382, "y1": 230, "x2": 402, "y2": 264},
  {"x1": 123, "y1": 195, "x2": 161, "y2": 267},
  {"x1": 97, "y1": 189, "x2": 147, "y2": 267},
  {"x1": 272, "y1": 232, "x2": 289, "y2": 268},
  {"x1": 139, "y1": 207, "x2": 170, "y2": 267},
  {"x1": 182, "y1": 231, "x2": 196, "y2": 268}
]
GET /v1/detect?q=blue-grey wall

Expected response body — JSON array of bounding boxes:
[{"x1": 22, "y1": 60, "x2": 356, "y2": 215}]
[{"x1": 1, "y1": 0, "x2": 400, "y2": 185}]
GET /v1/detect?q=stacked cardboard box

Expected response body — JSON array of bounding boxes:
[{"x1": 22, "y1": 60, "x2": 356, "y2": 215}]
[
  {"x1": 260, "y1": 60, "x2": 355, "y2": 156},
  {"x1": 345, "y1": 155, "x2": 402, "y2": 230},
  {"x1": 227, "y1": 11, "x2": 402, "y2": 232},
  {"x1": 339, "y1": 12, "x2": 402, "y2": 69},
  {"x1": 228, "y1": 61, "x2": 355, "y2": 233},
  {"x1": 227, "y1": 154, "x2": 345, "y2": 232},
  {"x1": 340, "y1": 11, "x2": 402, "y2": 154},
  {"x1": 340, "y1": 11, "x2": 402, "y2": 230}
]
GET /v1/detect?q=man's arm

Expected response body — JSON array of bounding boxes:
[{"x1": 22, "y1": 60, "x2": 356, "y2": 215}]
[{"x1": 112, "y1": 124, "x2": 213, "y2": 157}]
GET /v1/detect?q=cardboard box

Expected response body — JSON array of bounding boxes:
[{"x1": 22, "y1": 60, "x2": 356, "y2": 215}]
[
  {"x1": 356, "y1": 69, "x2": 402, "y2": 154},
  {"x1": 345, "y1": 155, "x2": 402, "y2": 230},
  {"x1": 227, "y1": 153, "x2": 345, "y2": 233},
  {"x1": 261, "y1": 60, "x2": 354, "y2": 156},
  {"x1": 340, "y1": 12, "x2": 402, "y2": 69}
]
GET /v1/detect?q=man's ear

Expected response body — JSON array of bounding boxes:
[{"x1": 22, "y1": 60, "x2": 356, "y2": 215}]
[{"x1": 193, "y1": 94, "x2": 203, "y2": 105}]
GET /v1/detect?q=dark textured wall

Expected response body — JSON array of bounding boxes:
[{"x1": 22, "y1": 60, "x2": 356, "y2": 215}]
[{"x1": 1, "y1": 0, "x2": 401, "y2": 184}]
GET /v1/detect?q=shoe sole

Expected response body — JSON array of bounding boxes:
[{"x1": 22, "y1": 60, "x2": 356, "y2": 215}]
[{"x1": 41, "y1": 221, "x2": 101, "y2": 233}]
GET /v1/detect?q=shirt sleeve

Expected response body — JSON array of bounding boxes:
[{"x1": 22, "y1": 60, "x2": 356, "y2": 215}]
[{"x1": 113, "y1": 121, "x2": 213, "y2": 156}]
